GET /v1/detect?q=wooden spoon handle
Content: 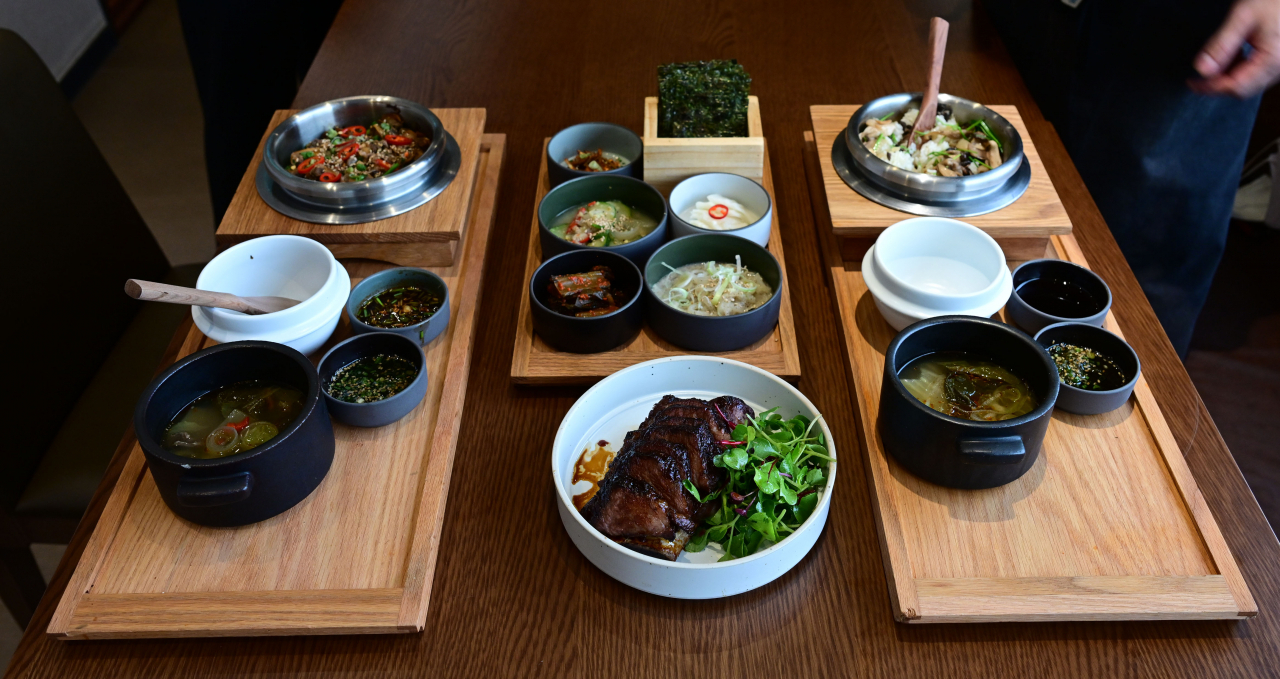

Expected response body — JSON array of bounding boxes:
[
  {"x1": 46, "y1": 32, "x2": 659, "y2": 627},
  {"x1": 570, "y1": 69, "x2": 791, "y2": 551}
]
[
  {"x1": 124, "y1": 279, "x2": 267, "y2": 315},
  {"x1": 913, "y1": 17, "x2": 950, "y2": 139}
]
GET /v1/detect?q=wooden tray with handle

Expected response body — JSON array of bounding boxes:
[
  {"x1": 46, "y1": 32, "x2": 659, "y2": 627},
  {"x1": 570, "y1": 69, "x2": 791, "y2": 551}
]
[
  {"x1": 802, "y1": 131, "x2": 1256, "y2": 623},
  {"x1": 510, "y1": 139, "x2": 800, "y2": 385},
  {"x1": 46, "y1": 134, "x2": 506, "y2": 640}
]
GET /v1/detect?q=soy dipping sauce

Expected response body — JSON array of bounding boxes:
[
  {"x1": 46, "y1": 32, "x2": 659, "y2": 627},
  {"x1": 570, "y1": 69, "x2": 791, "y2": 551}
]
[{"x1": 1016, "y1": 277, "x2": 1102, "y2": 318}]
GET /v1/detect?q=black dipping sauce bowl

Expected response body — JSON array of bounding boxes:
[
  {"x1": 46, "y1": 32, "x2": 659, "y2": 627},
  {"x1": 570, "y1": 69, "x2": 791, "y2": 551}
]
[
  {"x1": 1006, "y1": 259, "x2": 1112, "y2": 335},
  {"x1": 134, "y1": 341, "x2": 335, "y2": 527},
  {"x1": 318, "y1": 332, "x2": 429, "y2": 428},
  {"x1": 537, "y1": 174, "x2": 668, "y2": 265},
  {"x1": 643, "y1": 233, "x2": 783, "y2": 352},
  {"x1": 1034, "y1": 321, "x2": 1140, "y2": 415},
  {"x1": 880, "y1": 317, "x2": 1060, "y2": 489},
  {"x1": 546, "y1": 122, "x2": 643, "y2": 188},
  {"x1": 530, "y1": 249, "x2": 644, "y2": 353}
]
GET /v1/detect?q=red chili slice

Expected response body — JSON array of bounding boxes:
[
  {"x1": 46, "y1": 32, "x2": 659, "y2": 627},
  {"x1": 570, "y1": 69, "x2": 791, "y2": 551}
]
[
  {"x1": 337, "y1": 141, "x2": 359, "y2": 159},
  {"x1": 373, "y1": 158, "x2": 391, "y2": 170},
  {"x1": 339, "y1": 125, "x2": 366, "y2": 137},
  {"x1": 384, "y1": 134, "x2": 411, "y2": 146},
  {"x1": 318, "y1": 171, "x2": 341, "y2": 182},
  {"x1": 296, "y1": 155, "x2": 322, "y2": 175},
  {"x1": 708, "y1": 204, "x2": 730, "y2": 219}
]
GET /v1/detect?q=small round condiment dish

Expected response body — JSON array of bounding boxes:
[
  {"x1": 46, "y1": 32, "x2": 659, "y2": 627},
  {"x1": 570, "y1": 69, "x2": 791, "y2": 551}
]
[
  {"x1": 862, "y1": 217, "x2": 1012, "y2": 331},
  {"x1": 537, "y1": 174, "x2": 669, "y2": 265},
  {"x1": 347, "y1": 267, "x2": 451, "y2": 346},
  {"x1": 193, "y1": 235, "x2": 351, "y2": 355},
  {"x1": 845, "y1": 92, "x2": 1025, "y2": 203},
  {"x1": 668, "y1": 172, "x2": 773, "y2": 247},
  {"x1": 642, "y1": 233, "x2": 782, "y2": 352},
  {"x1": 318, "y1": 332, "x2": 428, "y2": 428},
  {"x1": 1007, "y1": 259, "x2": 1113, "y2": 335},
  {"x1": 546, "y1": 122, "x2": 643, "y2": 188},
  {"x1": 262, "y1": 95, "x2": 448, "y2": 208},
  {"x1": 553, "y1": 356, "x2": 837, "y2": 598},
  {"x1": 530, "y1": 249, "x2": 644, "y2": 353},
  {"x1": 1034, "y1": 322, "x2": 1140, "y2": 415},
  {"x1": 134, "y1": 341, "x2": 335, "y2": 527},
  {"x1": 881, "y1": 316, "x2": 1060, "y2": 489}
]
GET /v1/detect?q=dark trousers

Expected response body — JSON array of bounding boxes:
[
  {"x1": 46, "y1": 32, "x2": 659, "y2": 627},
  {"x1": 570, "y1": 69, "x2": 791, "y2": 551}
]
[{"x1": 985, "y1": 0, "x2": 1262, "y2": 356}]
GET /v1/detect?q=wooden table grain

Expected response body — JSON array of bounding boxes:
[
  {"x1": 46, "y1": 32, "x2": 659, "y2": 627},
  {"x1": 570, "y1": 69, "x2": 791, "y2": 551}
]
[{"x1": 9, "y1": 0, "x2": 1280, "y2": 676}]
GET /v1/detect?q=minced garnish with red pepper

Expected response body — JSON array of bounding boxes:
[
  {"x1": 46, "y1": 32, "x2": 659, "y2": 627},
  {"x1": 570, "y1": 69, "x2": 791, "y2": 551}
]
[{"x1": 289, "y1": 113, "x2": 429, "y2": 183}]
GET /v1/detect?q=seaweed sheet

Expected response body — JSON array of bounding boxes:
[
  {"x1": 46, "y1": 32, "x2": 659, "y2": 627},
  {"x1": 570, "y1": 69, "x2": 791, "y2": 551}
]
[{"x1": 657, "y1": 60, "x2": 751, "y2": 138}]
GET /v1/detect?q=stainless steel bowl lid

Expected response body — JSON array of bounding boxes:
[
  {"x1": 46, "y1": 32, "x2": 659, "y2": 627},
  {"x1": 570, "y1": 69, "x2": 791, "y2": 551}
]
[
  {"x1": 262, "y1": 95, "x2": 449, "y2": 208},
  {"x1": 844, "y1": 92, "x2": 1025, "y2": 202}
]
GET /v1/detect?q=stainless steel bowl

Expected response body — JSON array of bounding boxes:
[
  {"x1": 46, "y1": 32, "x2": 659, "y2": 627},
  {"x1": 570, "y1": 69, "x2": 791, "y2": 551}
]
[
  {"x1": 263, "y1": 95, "x2": 448, "y2": 208},
  {"x1": 845, "y1": 93, "x2": 1024, "y2": 202}
]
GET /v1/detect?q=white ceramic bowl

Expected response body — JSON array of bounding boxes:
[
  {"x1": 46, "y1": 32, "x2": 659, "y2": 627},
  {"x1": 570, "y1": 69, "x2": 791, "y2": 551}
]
[
  {"x1": 192, "y1": 235, "x2": 350, "y2": 355},
  {"x1": 553, "y1": 356, "x2": 837, "y2": 599},
  {"x1": 668, "y1": 173, "x2": 773, "y2": 247},
  {"x1": 863, "y1": 217, "x2": 1012, "y2": 331}
]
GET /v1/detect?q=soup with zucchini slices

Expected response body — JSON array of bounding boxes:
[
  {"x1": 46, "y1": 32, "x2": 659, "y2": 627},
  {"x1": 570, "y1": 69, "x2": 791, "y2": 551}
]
[
  {"x1": 162, "y1": 380, "x2": 304, "y2": 459},
  {"x1": 549, "y1": 200, "x2": 658, "y2": 247},
  {"x1": 898, "y1": 352, "x2": 1037, "y2": 422}
]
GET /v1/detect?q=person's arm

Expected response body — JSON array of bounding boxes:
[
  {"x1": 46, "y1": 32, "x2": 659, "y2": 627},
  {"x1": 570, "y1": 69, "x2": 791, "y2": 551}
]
[{"x1": 1191, "y1": 0, "x2": 1280, "y2": 98}]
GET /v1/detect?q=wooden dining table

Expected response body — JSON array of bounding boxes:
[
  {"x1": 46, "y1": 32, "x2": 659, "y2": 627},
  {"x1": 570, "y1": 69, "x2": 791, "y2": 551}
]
[{"x1": 9, "y1": 0, "x2": 1280, "y2": 676}]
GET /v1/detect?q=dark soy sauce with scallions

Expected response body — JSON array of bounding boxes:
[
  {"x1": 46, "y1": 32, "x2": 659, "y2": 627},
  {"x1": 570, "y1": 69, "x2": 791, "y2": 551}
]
[{"x1": 1016, "y1": 277, "x2": 1102, "y2": 318}]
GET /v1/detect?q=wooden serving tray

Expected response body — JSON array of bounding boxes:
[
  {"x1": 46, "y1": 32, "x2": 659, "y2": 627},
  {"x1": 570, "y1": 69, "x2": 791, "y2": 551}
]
[
  {"x1": 802, "y1": 132, "x2": 1256, "y2": 623},
  {"x1": 216, "y1": 108, "x2": 488, "y2": 267},
  {"x1": 510, "y1": 140, "x2": 800, "y2": 385},
  {"x1": 810, "y1": 104, "x2": 1072, "y2": 239},
  {"x1": 47, "y1": 134, "x2": 505, "y2": 640}
]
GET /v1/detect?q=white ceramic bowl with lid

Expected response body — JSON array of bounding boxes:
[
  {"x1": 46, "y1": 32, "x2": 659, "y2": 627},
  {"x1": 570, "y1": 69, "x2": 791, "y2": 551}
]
[
  {"x1": 192, "y1": 235, "x2": 350, "y2": 355},
  {"x1": 862, "y1": 217, "x2": 1011, "y2": 330},
  {"x1": 668, "y1": 172, "x2": 773, "y2": 247},
  {"x1": 553, "y1": 356, "x2": 836, "y2": 599}
]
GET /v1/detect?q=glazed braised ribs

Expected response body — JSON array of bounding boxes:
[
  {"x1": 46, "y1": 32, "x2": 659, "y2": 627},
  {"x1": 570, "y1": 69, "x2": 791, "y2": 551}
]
[{"x1": 579, "y1": 395, "x2": 754, "y2": 560}]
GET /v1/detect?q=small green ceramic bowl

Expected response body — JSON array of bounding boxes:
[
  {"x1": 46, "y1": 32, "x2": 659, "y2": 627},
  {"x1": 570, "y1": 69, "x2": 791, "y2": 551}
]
[
  {"x1": 537, "y1": 174, "x2": 668, "y2": 265},
  {"x1": 347, "y1": 267, "x2": 450, "y2": 346}
]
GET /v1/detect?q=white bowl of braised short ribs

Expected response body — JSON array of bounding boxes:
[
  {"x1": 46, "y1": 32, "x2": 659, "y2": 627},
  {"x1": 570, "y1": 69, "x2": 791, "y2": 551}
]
[{"x1": 552, "y1": 356, "x2": 837, "y2": 599}]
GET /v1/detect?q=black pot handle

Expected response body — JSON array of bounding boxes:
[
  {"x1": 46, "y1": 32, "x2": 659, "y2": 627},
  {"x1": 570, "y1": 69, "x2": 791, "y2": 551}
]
[
  {"x1": 176, "y1": 472, "x2": 254, "y2": 507},
  {"x1": 957, "y1": 436, "x2": 1026, "y2": 465}
]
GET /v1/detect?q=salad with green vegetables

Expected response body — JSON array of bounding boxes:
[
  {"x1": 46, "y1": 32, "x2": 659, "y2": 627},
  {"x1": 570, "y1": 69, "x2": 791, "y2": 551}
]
[{"x1": 683, "y1": 408, "x2": 831, "y2": 560}]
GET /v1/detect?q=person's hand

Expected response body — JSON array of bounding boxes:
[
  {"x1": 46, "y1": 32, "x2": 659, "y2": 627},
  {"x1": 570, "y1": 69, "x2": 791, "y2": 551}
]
[{"x1": 1191, "y1": 0, "x2": 1280, "y2": 98}]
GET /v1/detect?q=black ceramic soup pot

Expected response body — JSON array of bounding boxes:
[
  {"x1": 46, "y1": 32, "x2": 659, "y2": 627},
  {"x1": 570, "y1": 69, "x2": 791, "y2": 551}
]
[
  {"x1": 880, "y1": 316, "x2": 1060, "y2": 489},
  {"x1": 642, "y1": 233, "x2": 783, "y2": 352},
  {"x1": 529, "y1": 249, "x2": 644, "y2": 353},
  {"x1": 1006, "y1": 259, "x2": 1112, "y2": 335},
  {"x1": 537, "y1": 174, "x2": 669, "y2": 265},
  {"x1": 134, "y1": 341, "x2": 335, "y2": 527}
]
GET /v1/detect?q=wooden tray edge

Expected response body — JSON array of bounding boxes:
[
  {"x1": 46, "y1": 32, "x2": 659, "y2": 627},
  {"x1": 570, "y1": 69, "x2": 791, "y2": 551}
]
[
  {"x1": 48, "y1": 133, "x2": 508, "y2": 640},
  {"x1": 509, "y1": 138, "x2": 801, "y2": 385}
]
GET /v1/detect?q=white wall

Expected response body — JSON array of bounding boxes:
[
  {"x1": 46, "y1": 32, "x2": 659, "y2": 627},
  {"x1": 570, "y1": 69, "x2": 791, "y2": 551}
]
[{"x1": 0, "y1": 0, "x2": 107, "y2": 80}]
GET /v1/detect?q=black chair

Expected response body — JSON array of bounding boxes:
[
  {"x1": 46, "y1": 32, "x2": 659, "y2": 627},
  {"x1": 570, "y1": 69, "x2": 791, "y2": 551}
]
[{"x1": 0, "y1": 29, "x2": 202, "y2": 627}]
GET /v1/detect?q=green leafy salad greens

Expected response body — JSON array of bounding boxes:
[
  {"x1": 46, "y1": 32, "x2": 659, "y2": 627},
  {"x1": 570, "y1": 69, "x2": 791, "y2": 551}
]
[{"x1": 683, "y1": 408, "x2": 830, "y2": 560}]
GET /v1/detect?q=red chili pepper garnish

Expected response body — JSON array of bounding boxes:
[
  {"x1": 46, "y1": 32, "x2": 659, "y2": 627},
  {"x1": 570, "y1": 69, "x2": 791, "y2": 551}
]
[
  {"x1": 318, "y1": 171, "x2": 340, "y2": 182},
  {"x1": 296, "y1": 155, "x2": 321, "y2": 175},
  {"x1": 229, "y1": 416, "x2": 250, "y2": 432},
  {"x1": 373, "y1": 158, "x2": 391, "y2": 170},
  {"x1": 384, "y1": 134, "x2": 411, "y2": 146},
  {"x1": 337, "y1": 141, "x2": 359, "y2": 159},
  {"x1": 339, "y1": 125, "x2": 366, "y2": 137},
  {"x1": 708, "y1": 204, "x2": 730, "y2": 219}
]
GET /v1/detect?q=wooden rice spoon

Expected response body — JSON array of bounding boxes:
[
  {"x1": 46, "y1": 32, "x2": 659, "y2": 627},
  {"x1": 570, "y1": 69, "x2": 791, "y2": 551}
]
[
  {"x1": 125, "y1": 279, "x2": 301, "y2": 315},
  {"x1": 909, "y1": 17, "x2": 950, "y2": 146}
]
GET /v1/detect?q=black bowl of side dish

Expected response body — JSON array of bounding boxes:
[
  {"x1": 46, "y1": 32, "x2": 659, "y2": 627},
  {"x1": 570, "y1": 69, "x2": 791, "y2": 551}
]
[
  {"x1": 880, "y1": 316, "x2": 1060, "y2": 489},
  {"x1": 318, "y1": 332, "x2": 429, "y2": 428},
  {"x1": 642, "y1": 233, "x2": 782, "y2": 352},
  {"x1": 134, "y1": 341, "x2": 335, "y2": 527},
  {"x1": 546, "y1": 122, "x2": 643, "y2": 188},
  {"x1": 1034, "y1": 322, "x2": 1140, "y2": 415},
  {"x1": 1006, "y1": 259, "x2": 1112, "y2": 335},
  {"x1": 530, "y1": 249, "x2": 644, "y2": 353},
  {"x1": 537, "y1": 174, "x2": 668, "y2": 265},
  {"x1": 347, "y1": 267, "x2": 451, "y2": 346}
]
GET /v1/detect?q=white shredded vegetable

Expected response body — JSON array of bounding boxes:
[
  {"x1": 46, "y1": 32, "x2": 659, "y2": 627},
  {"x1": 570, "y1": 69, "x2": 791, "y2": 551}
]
[{"x1": 651, "y1": 256, "x2": 773, "y2": 317}]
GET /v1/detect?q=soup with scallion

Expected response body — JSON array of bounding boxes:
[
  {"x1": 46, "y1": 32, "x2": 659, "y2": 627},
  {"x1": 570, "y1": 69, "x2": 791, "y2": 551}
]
[
  {"x1": 898, "y1": 352, "x2": 1037, "y2": 422},
  {"x1": 162, "y1": 380, "x2": 304, "y2": 459}
]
